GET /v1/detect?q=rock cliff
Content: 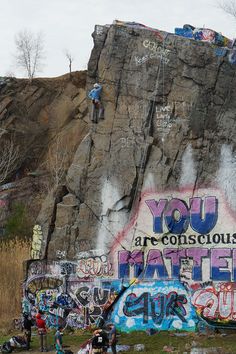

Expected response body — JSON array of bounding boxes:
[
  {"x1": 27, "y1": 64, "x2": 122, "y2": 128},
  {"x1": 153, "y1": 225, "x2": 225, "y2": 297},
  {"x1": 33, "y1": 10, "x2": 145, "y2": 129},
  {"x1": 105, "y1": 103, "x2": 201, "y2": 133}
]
[
  {"x1": 24, "y1": 23, "x2": 236, "y2": 332},
  {"x1": 0, "y1": 72, "x2": 88, "y2": 231},
  {"x1": 43, "y1": 24, "x2": 236, "y2": 258}
]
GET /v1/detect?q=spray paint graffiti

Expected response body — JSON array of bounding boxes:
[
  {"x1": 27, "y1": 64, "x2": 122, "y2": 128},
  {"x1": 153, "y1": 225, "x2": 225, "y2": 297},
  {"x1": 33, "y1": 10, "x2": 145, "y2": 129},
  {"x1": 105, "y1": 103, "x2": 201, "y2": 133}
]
[
  {"x1": 134, "y1": 39, "x2": 171, "y2": 67},
  {"x1": 26, "y1": 277, "x2": 63, "y2": 294},
  {"x1": 24, "y1": 188, "x2": 236, "y2": 331},
  {"x1": 215, "y1": 48, "x2": 227, "y2": 57},
  {"x1": 118, "y1": 247, "x2": 236, "y2": 281},
  {"x1": 28, "y1": 261, "x2": 44, "y2": 276},
  {"x1": 143, "y1": 40, "x2": 170, "y2": 57},
  {"x1": 31, "y1": 225, "x2": 43, "y2": 259},
  {"x1": 156, "y1": 105, "x2": 172, "y2": 136},
  {"x1": 145, "y1": 196, "x2": 218, "y2": 234},
  {"x1": 36, "y1": 289, "x2": 59, "y2": 312},
  {"x1": 135, "y1": 53, "x2": 169, "y2": 66},
  {"x1": 109, "y1": 188, "x2": 236, "y2": 330},
  {"x1": 77, "y1": 255, "x2": 113, "y2": 278},
  {"x1": 75, "y1": 285, "x2": 112, "y2": 325},
  {"x1": 113, "y1": 134, "x2": 144, "y2": 151},
  {"x1": 95, "y1": 25, "x2": 104, "y2": 36},
  {"x1": 111, "y1": 282, "x2": 196, "y2": 331},
  {"x1": 66, "y1": 311, "x2": 84, "y2": 328},
  {"x1": 192, "y1": 283, "x2": 236, "y2": 323},
  {"x1": 228, "y1": 50, "x2": 236, "y2": 65},
  {"x1": 124, "y1": 291, "x2": 187, "y2": 324},
  {"x1": 154, "y1": 102, "x2": 192, "y2": 140},
  {"x1": 180, "y1": 258, "x2": 194, "y2": 282},
  {"x1": 23, "y1": 260, "x2": 117, "y2": 328}
]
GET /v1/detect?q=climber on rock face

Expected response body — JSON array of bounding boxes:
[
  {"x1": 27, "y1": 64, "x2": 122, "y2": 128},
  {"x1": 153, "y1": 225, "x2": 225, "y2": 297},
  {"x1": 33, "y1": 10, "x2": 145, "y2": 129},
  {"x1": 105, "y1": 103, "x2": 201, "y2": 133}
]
[
  {"x1": 88, "y1": 83, "x2": 104, "y2": 123},
  {"x1": 88, "y1": 83, "x2": 102, "y2": 106}
]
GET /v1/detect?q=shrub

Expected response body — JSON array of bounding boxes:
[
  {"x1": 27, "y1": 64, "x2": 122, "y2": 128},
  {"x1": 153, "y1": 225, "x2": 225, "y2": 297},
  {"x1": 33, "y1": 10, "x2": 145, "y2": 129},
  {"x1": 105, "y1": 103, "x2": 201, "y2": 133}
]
[{"x1": 5, "y1": 202, "x2": 33, "y2": 240}]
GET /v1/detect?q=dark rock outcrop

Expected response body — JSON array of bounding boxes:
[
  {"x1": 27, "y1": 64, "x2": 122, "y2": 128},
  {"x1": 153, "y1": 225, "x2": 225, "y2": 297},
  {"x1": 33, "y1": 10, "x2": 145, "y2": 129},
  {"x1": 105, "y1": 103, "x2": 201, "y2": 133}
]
[{"x1": 0, "y1": 72, "x2": 89, "y2": 230}]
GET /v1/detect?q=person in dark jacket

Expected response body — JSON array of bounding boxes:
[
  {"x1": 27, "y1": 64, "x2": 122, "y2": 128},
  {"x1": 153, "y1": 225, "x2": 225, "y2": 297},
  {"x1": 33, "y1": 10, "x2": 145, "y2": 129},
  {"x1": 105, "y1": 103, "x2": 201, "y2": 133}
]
[
  {"x1": 22, "y1": 313, "x2": 34, "y2": 350},
  {"x1": 36, "y1": 313, "x2": 47, "y2": 352},
  {"x1": 107, "y1": 323, "x2": 117, "y2": 354},
  {"x1": 91, "y1": 328, "x2": 109, "y2": 354}
]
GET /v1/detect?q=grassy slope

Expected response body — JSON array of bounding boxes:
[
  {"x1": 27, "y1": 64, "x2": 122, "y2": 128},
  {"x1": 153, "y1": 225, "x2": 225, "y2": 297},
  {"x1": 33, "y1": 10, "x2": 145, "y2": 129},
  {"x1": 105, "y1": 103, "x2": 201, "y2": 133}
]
[{"x1": 0, "y1": 330, "x2": 234, "y2": 354}]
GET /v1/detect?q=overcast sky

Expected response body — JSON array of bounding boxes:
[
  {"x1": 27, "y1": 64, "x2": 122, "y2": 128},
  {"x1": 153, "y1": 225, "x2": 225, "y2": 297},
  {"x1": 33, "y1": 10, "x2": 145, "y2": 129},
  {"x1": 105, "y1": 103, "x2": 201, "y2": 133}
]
[{"x1": 0, "y1": 0, "x2": 235, "y2": 78}]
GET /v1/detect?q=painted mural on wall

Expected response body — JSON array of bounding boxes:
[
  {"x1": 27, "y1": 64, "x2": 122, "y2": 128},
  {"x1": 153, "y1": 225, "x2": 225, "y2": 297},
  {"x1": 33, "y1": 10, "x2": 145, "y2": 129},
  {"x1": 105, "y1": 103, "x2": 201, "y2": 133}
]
[
  {"x1": 24, "y1": 188, "x2": 236, "y2": 332},
  {"x1": 109, "y1": 188, "x2": 236, "y2": 330},
  {"x1": 31, "y1": 225, "x2": 43, "y2": 260},
  {"x1": 111, "y1": 280, "x2": 196, "y2": 331},
  {"x1": 23, "y1": 256, "x2": 117, "y2": 329}
]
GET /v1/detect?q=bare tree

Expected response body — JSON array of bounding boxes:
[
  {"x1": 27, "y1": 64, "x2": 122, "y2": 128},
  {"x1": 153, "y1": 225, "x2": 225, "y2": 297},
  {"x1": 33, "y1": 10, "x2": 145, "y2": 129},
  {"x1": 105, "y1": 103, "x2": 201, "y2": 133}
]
[
  {"x1": 15, "y1": 29, "x2": 44, "y2": 81},
  {"x1": 0, "y1": 138, "x2": 20, "y2": 185},
  {"x1": 46, "y1": 135, "x2": 70, "y2": 188},
  {"x1": 217, "y1": 0, "x2": 236, "y2": 18},
  {"x1": 65, "y1": 50, "x2": 74, "y2": 78}
]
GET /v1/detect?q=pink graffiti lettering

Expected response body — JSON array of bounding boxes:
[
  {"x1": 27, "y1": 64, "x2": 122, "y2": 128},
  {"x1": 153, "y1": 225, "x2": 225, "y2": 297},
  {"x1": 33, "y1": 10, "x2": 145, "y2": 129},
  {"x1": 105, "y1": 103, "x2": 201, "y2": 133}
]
[
  {"x1": 192, "y1": 283, "x2": 236, "y2": 321},
  {"x1": 76, "y1": 256, "x2": 113, "y2": 278}
]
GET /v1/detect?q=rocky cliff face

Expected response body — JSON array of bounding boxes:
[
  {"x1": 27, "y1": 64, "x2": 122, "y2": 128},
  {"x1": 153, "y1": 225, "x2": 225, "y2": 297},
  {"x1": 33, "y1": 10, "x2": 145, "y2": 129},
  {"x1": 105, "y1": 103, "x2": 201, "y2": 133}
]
[
  {"x1": 0, "y1": 72, "x2": 89, "y2": 231},
  {"x1": 24, "y1": 23, "x2": 236, "y2": 332}
]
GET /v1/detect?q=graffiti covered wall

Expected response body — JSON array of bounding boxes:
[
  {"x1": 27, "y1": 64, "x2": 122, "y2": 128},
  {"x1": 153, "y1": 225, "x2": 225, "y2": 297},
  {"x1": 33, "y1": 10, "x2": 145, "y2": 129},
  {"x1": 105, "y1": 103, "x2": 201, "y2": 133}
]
[
  {"x1": 24, "y1": 187, "x2": 236, "y2": 332},
  {"x1": 116, "y1": 190, "x2": 235, "y2": 283},
  {"x1": 23, "y1": 256, "x2": 119, "y2": 329},
  {"x1": 110, "y1": 188, "x2": 236, "y2": 330}
]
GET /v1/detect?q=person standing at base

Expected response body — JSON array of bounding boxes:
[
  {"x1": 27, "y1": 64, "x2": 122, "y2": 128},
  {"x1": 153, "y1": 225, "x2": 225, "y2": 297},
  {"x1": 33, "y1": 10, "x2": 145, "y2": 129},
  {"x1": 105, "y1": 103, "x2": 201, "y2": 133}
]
[
  {"x1": 55, "y1": 326, "x2": 64, "y2": 354},
  {"x1": 107, "y1": 323, "x2": 117, "y2": 354},
  {"x1": 91, "y1": 328, "x2": 109, "y2": 354},
  {"x1": 36, "y1": 313, "x2": 47, "y2": 352},
  {"x1": 22, "y1": 313, "x2": 34, "y2": 350}
]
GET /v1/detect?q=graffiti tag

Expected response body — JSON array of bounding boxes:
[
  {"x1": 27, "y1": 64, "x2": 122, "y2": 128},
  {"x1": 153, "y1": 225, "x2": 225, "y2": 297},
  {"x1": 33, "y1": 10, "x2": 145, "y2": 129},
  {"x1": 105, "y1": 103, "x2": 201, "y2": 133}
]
[
  {"x1": 123, "y1": 291, "x2": 187, "y2": 324},
  {"x1": 77, "y1": 255, "x2": 113, "y2": 278},
  {"x1": 193, "y1": 283, "x2": 236, "y2": 321}
]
